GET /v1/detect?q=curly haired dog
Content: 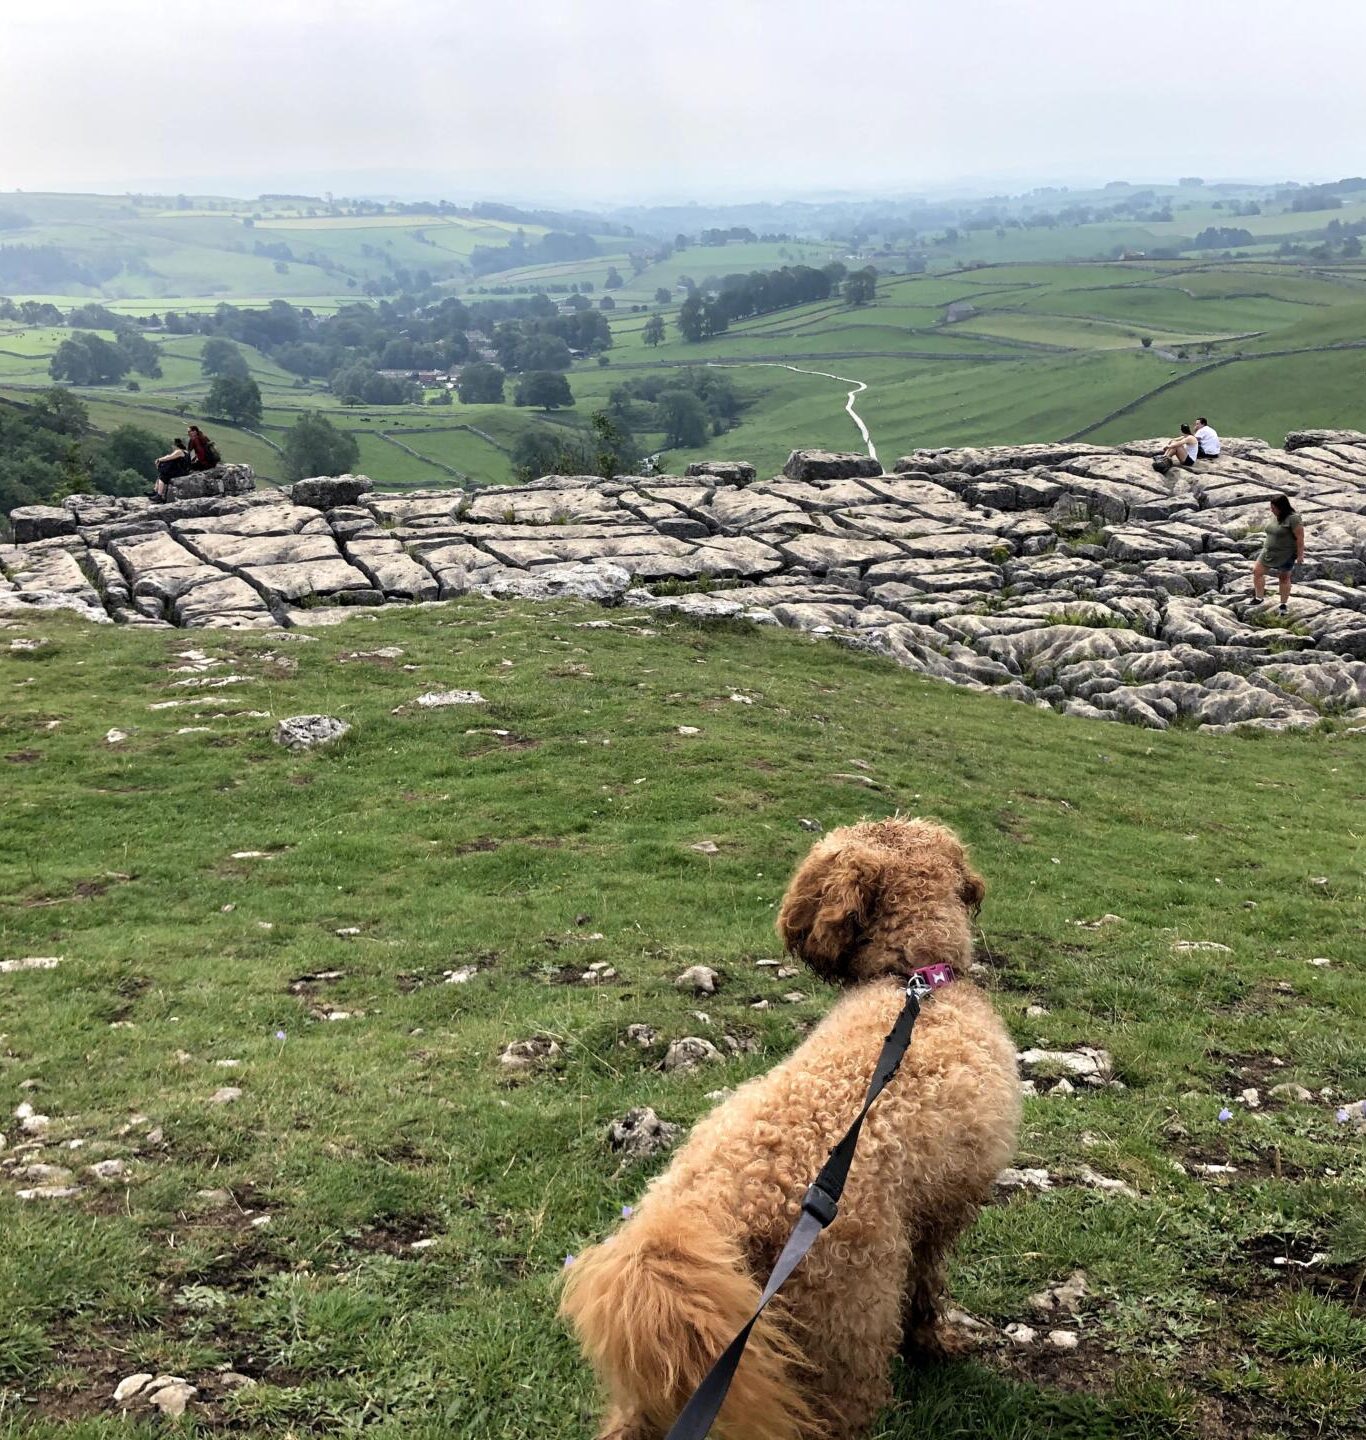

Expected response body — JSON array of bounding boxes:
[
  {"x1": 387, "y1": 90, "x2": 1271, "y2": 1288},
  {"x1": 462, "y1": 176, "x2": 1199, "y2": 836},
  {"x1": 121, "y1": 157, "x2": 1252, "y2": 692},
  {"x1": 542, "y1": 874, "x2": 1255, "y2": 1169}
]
[{"x1": 561, "y1": 818, "x2": 1021, "y2": 1440}]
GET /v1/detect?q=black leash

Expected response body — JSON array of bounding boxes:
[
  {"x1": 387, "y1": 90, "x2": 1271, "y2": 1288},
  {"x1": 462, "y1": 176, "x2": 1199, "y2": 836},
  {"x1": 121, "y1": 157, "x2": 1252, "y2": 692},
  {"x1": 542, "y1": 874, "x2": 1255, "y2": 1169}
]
[{"x1": 664, "y1": 968, "x2": 949, "y2": 1440}]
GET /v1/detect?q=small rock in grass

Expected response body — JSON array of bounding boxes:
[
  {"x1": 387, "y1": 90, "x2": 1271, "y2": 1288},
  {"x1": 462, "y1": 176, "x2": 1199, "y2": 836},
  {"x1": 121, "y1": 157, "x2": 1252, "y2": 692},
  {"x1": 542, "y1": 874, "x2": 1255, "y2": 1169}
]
[
  {"x1": 1004, "y1": 1323, "x2": 1037, "y2": 1346},
  {"x1": 217, "y1": 1372, "x2": 257, "y2": 1389},
  {"x1": 607, "y1": 1106, "x2": 680, "y2": 1162},
  {"x1": 1048, "y1": 1329, "x2": 1080, "y2": 1351},
  {"x1": 662, "y1": 1037, "x2": 722, "y2": 1072},
  {"x1": 995, "y1": 1167, "x2": 1053, "y2": 1193},
  {"x1": 208, "y1": 1087, "x2": 242, "y2": 1105},
  {"x1": 0, "y1": 956, "x2": 62, "y2": 973},
  {"x1": 675, "y1": 965, "x2": 719, "y2": 996},
  {"x1": 781, "y1": 992, "x2": 806, "y2": 1004},
  {"x1": 1026, "y1": 1004, "x2": 1050, "y2": 1018},
  {"x1": 677, "y1": 726, "x2": 701, "y2": 736},
  {"x1": 797, "y1": 818, "x2": 823, "y2": 833},
  {"x1": 499, "y1": 1037, "x2": 561, "y2": 1072},
  {"x1": 1171, "y1": 940, "x2": 1231, "y2": 953},
  {"x1": 1075, "y1": 1165, "x2": 1137, "y2": 1199},
  {"x1": 776, "y1": 965, "x2": 799, "y2": 979},
  {"x1": 13, "y1": 1163, "x2": 74, "y2": 1185},
  {"x1": 411, "y1": 690, "x2": 487, "y2": 709},
  {"x1": 274, "y1": 715, "x2": 349, "y2": 751},
  {"x1": 1049, "y1": 1078, "x2": 1075, "y2": 1096},
  {"x1": 1195, "y1": 1162, "x2": 1238, "y2": 1177},
  {"x1": 1031, "y1": 1269, "x2": 1089, "y2": 1314},
  {"x1": 17, "y1": 1185, "x2": 81, "y2": 1200},
  {"x1": 1269, "y1": 1083, "x2": 1313, "y2": 1103},
  {"x1": 88, "y1": 1159, "x2": 127, "y2": 1181},
  {"x1": 196, "y1": 1188, "x2": 233, "y2": 1206},
  {"x1": 148, "y1": 1381, "x2": 197, "y2": 1418},
  {"x1": 1239, "y1": 1087, "x2": 1261, "y2": 1109},
  {"x1": 1017, "y1": 1047, "x2": 1113, "y2": 1084},
  {"x1": 704, "y1": 1088, "x2": 734, "y2": 1104},
  {"x1": 105, "y1": 728, "x2": 128, "y2": 745},
  {"x1": 335, "y1": 926, "x2": 362, "y2": 937},
  {"x1": 689, "y1": 841, "x2": 720, "y2": 855},
  {"x1": 113, "y1": 1373, "x2": 154, "y2": 1403},
  {"x1": 444, "y1": 965, "x2": 478, "y2": 984},
  {"x1": 1307, "y1": 957, "x2": 1333, "y2": 968},
  {"x1": 625, "y1": 1024, "x2": 657, "y2": 1047}
]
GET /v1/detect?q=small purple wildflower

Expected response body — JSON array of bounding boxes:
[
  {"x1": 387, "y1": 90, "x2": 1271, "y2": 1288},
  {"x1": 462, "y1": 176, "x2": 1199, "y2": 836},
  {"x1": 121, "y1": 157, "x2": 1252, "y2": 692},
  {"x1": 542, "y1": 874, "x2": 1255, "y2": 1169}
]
[
  {"x1": 1336, "y1": 1108, "x2": 1350, "y2": 1124},
  {"x1": 275, "y1": 1030, "x2": 287, "y2": 1041},
  {"x1": 621, "y1": 1205, "x2": 634, "y2": 1219},
  {"x1": 1217, "y1": 1108, "x2": 1233, "y2": 1122},
  {"x1": 563, "y1": 1253, "x2": 576, "y2": 1268}
]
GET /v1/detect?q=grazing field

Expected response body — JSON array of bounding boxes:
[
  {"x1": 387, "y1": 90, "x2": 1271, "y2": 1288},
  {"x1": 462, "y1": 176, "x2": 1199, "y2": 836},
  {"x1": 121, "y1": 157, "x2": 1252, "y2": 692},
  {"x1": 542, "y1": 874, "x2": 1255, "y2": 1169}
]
[
  {"x1": 0, "y1": 604, "x2": 1362, "y2": 1440},
  {"x1": 4, "y1": 252, "x2": 1365, "y2": 492}
]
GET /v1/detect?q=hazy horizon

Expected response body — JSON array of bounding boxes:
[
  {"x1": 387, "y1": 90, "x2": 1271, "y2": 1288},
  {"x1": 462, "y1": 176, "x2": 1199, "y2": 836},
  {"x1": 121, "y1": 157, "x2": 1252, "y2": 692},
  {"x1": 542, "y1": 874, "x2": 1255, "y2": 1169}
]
[{"x1": 4, "y1": 0, "x2": 1365, "y2": 206}]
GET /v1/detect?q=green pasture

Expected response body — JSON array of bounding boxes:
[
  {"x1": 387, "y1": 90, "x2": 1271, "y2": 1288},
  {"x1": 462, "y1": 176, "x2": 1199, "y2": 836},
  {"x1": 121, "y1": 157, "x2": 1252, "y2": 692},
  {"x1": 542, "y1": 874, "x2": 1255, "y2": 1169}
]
[{"x1": 0, "y1": 604, "x2": 1361, "y2": 1440}]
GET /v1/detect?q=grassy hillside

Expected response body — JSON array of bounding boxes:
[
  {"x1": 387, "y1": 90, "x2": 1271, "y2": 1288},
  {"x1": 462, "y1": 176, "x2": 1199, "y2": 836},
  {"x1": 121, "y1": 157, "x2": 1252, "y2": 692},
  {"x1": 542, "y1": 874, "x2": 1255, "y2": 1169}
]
[
  {"x1": 4, "y1": 251, "x2": 1365, "y2": 490},
  {"x1": 0, "y1": 603, "x2": 1362, "y2": 1440}
]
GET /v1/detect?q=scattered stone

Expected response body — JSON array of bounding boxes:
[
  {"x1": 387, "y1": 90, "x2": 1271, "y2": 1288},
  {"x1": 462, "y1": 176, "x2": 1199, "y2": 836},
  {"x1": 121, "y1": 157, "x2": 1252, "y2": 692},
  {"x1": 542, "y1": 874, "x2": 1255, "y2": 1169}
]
[
  {"x1": 607, "y1": 1106, "x2": 680, "y2": 1162},
  {"x1": 781, "y1": 992, "x2": 806, "y2": 1004},
  {"x1": 196, "y1": 1188, "x2": 233, "y2": 1206},
  {"x1": 0, "y1": 956, "x2": 61, "y2": 973},
  {"x1": 411, "y1": 690, "x2": 487, "y2": 709},
  {"x1": 1074, "y1": 914, "x2": 1123, "y2": 930},
  {"x1": 1307, "y1": 957, "x2": 1333, "y2": 968},
  {"x1": 1025, "y1": 1004, "x2": 1050, "y2": 1018},
  {"x1": 689, "y1": 840, "x2": 720, "y2": 855},
  {"x1": 675, "y1": 965, "x2": 719, "y2": 995},
  {"x1": 1194, "y1": 1162, "x2": 1238, "y2": 1177},
  {"x1": 499, "y1": 1037, "x2": 561, "y2": 1072},
  {"x1": 17, "y1": 1185, "x2": 81, "y2": 1200},
  {"x1": 1030, "y1": 1269, "x2": 1090, "y2": 1313},
  {"x1": 625, "y1": 1024, "x2": 657, "y2": 1047},
  {"x1": 662, "y1": 1037, "x2": 723, "y2": 1072},
  {"x1": 1004, "y1": 1323, "x2": 1037, "y2": 1346},
  {"x1": 677, "y1": 725, "x2": 701, "y2": 736},
  {"x1": 444, "y1": 965, "x2": 478, "y2": 984},
  {"x1": 13, "y1": 1163, "x2": 74, "y2": 1185},
  {"x1": 114, "y1": 1374, "x2": 154, "y2": 1403},
  {"x1": 797, "y1": 818, "x2": 823, "y2": 833},
  {"x1": 996, "y1": 1166, "x2": 1053, "y2": 1193},
  {"x1": 1239, "y1": 1087, "x2": 1262, "y2": 1109},
  {"x1": 208, "y1": 1087, "x2": 242, "y2": 1104},
  {"x1": 1048, "y1": 1329, "x2": 1080, "y2": 1351},
  {"x1": 1172, "y1": 940, "x2": 1231, "y2": 953},
  {"x1": 1049, "y1": 1078, "x2": 1076, "y2": 1096},
  {"x1": 88, "y1": 1159, "x2": 128, "y2": 1181},
  {"x1": 274, "y1": 715, "x2": 350, "y2": 750},
  {"x1": 1075, "y1": 1166, "x2": 1138, "y2": 1199},
  {"x1": 1270, "y1": 1083, "x2": 1314, "y2": 1103},
  {"x1": 1017, "y1": 1047, "x2": 1114, "y2": 1085},
  {"x1": 147, "y1": 1381, "x2": 198, "y2": 1418}
]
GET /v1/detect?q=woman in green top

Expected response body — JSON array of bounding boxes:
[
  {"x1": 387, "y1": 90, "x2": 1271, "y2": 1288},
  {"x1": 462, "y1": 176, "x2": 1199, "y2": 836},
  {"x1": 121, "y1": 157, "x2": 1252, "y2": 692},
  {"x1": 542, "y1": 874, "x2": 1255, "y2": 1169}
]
[{"x1": 1252, "y1": 493, "x2": 1306, "y2": 616}]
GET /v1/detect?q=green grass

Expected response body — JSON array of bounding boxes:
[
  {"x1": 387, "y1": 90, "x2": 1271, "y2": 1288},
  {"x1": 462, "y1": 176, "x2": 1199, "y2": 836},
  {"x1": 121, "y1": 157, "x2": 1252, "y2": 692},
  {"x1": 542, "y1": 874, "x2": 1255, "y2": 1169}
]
[{"x1": 0, "y1": 604, "x2": 1362, "y2": 1439}]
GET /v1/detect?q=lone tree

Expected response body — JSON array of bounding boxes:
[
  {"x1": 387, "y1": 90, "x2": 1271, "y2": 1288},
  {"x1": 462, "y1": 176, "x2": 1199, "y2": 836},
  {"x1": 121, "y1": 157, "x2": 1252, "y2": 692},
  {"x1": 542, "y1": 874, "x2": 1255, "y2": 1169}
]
[
  {"x1": 205, "y1": 375, "x2": 263, "y2": 427},
  {"x1": 515, "y1": 371, "x2": 574, "y2": 411},
  {"x1": 654, "y1": 286, "x2": 671, "y2": 305},
  {"x1": 282, "y1": 413, "x2": 360, "y2": 482},
  {"x1": 657, "y1": 389, "x2": 709, "y2": 447},
  {"x1": 201, "y1": 337, "x2": 250, "y2": 380},
  {"x1": 843, "y1": 267, "x2": 878, "y2": 306},
  {"x1": 456, "y1": 362, "x2": 505, "y2": 404},
  {"x1": 604, "y1": 265, "x2": 625, "y2": 290},
  {"x1": 1141, "y1": 336, "x2": 1153, "y2": 348},
  {"x1": 642, "y1": 314, "x2": 665, "y2": 347}
]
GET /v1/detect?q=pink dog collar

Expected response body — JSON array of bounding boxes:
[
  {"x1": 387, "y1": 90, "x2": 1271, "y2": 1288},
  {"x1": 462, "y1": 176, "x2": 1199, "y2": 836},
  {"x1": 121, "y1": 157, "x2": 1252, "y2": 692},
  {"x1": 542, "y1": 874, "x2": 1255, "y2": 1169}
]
[{"x1": 908, "y1": 963, "x2": 955, "y2": 997}]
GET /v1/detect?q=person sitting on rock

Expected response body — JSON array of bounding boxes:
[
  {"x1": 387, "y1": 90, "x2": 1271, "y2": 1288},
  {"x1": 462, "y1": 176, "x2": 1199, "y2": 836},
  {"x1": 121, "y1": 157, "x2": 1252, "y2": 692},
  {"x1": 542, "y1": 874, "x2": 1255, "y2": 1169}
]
[
  {"x1": 152, "y1": 438, "x2": 191, "y2": 502},
  {"x1": 1253, "y1": 493, "x2": 1306, "y2": 616},
  {"x1": 1155, "y1": 423, "x2": 1198, "y2": 471},
  {"x1": 1194, "y1": 416, "x2": 1220, "y2": 459},
  {"x1": 186, "y1": 424, "x2": 219, "y2": 471}
]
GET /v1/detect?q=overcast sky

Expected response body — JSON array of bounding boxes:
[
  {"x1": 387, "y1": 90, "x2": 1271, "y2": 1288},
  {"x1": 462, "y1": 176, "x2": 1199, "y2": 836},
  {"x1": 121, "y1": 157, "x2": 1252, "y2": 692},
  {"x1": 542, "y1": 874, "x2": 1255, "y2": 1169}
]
[{"x1": 4, "y1": 0, "x2": 1364, "y2": 203}]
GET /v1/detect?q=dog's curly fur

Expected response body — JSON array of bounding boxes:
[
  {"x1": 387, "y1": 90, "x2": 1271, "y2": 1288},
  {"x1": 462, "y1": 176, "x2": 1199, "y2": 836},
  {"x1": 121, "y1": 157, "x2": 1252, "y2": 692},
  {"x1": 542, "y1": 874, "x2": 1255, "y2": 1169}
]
[{"x1": 560, "y1": 819, "x2": 1021, "y2": 1440}]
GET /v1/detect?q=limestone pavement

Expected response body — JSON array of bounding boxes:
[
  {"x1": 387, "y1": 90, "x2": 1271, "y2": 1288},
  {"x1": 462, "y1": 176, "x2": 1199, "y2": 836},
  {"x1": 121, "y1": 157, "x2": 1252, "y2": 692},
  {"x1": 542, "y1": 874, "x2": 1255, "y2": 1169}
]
[{"x1": 5, "y1": 435, "x2": 1366, "y2": 733}]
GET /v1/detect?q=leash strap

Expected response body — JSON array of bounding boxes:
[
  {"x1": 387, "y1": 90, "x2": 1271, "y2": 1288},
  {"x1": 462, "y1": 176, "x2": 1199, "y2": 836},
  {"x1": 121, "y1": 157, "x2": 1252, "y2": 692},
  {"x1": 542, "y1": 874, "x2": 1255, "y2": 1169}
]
[{"x1": 664, "y1": 970, "x2": 944, "y2": 1440}]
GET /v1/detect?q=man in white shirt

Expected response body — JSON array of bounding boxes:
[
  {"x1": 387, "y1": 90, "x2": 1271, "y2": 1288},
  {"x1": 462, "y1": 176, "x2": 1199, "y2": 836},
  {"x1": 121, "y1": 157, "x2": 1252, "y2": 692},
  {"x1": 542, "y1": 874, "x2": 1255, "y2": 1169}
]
[{"x1": 1194, "y1": 417, "x2": 1220, "y2": 459}]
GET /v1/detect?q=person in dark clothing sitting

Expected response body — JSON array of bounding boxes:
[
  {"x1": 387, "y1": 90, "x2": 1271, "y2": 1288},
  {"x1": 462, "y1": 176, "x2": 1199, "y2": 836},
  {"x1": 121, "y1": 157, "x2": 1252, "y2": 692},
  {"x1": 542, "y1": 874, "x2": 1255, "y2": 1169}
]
[{"x1": 152, "y1": 439, "x2": 191, "y2": 502}]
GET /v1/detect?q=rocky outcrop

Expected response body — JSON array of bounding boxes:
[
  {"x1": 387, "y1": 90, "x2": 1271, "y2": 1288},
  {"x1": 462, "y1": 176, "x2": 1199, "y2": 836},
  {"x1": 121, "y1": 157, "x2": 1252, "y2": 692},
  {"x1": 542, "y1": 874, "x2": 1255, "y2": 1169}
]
[
  {"x1": 165, "y1": 463, "x2": 257, "y2": 501},
  {"x1": 7, "y1": 439, "x2": 1366, "y2": 733}
]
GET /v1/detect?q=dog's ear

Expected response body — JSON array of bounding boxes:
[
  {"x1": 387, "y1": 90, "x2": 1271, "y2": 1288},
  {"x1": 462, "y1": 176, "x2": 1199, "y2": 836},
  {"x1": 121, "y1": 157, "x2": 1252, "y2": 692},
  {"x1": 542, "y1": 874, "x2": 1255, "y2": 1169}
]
[
  {"x1": 960, "y1": 864, "x2": 986, "y2": 916},
  {"x1": 777, "y1": 838, "x2": 885, "y2": 981}
]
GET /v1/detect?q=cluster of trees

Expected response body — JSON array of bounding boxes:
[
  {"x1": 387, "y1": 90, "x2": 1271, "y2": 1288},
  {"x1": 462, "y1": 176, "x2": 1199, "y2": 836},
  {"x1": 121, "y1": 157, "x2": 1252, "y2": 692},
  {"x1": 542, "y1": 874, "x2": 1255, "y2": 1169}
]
[
  {"x1": 0, "y1": 244, "x2": 121, "y2": 290},
  {"x1": 153, "y1": 292, "x2": 616, "y2": 407},
  {"x1": 1192, "y1": 226, "x2": 1255, "y2": 250},
  {"x1": 0, "y1": 390, "x2": 165, "y2": 516},
  {"x1": 281, "y1": 412, "x2": 359, "y2": 482},
  {"x1": 511, "y1": 412, "x2": 640, "y2": 485},
  {"x1": 50, "y1": 326, "x2": 161, "y2": 386},
  {"x1": 605, "y1": 368, "x2": 740, "y2": 447},
  {"x1": 672, "y1": 261, "x2": 860, "y2": 341},
  {"x1": 468, "y1": 228, "x2": 600, "y2": 277}
]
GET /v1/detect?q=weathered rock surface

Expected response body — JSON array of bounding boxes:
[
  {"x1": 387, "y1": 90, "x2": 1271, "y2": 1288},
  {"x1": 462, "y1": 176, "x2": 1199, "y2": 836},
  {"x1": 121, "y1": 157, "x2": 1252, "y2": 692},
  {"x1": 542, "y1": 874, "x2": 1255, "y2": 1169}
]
[
  {"x1": 10, "y1": 432, "x2": 1366, "y2": 732},
  {"x1": 274, "y1": 715, "x2": 351, "y2": 751}
]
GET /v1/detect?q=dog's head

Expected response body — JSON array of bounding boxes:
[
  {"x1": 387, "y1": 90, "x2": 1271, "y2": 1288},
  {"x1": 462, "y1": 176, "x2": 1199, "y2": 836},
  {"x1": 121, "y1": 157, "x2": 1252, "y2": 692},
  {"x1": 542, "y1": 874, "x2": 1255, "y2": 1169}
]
[{"x1": 776, "y1": 817, "x2": 984, "y2": 985}]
